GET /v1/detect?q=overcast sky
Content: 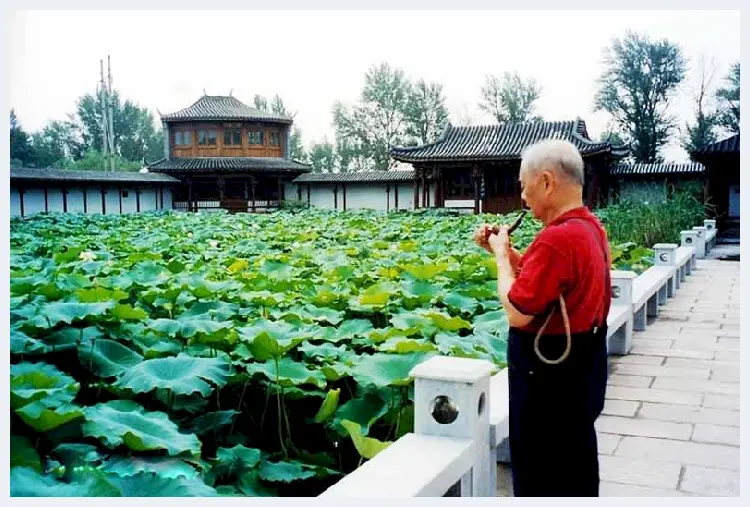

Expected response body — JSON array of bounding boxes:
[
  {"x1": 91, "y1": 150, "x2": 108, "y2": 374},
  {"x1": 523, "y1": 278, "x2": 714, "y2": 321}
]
[{"x1": 9, "y1": 10, "x2": 740, "y2": 163}]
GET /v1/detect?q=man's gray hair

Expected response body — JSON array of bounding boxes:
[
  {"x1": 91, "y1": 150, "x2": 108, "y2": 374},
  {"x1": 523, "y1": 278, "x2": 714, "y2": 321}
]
[{"x1": 520, "y1": 139, "x2": 585, "y2": 186}]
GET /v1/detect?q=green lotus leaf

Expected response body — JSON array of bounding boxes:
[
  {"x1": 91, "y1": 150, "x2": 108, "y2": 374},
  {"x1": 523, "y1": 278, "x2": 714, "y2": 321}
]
[
  {"x1": 257, "y1": 460, "x2": 316, "y2": 483},
  {"x1": 378, "y1": 337, "x2": 438, "y2": 354},
  {"x1": 16, "y1": 402, "x2": 84, "y2": 432},
  {"x1": 237, "y1": 320, "x2": 305, "y2": 360},
  {"x1": 314, "y1": 388, "x2": 341, "y2": 423},
  {"x1": 82, "y1": 400, "x2": 201, "y2": 457},
  {"x1": 75, "y1": 287, "x2": 129, "y2": 303},
  {"x1": 351, "y1": 352, "x2": 432, "y2": 388},
  {"x1": 340, "y1": 419, "x2": 392, "y2": 459},
  {"x1": 190, "y1": 410, "x2": 240, "y2": 436},
  {"x1": 10, "y1": 328, "x2": 48, "y2": 355},
  {"x1": 41, "y1": 301, "x2": 115, "y2": 327},
  {"x1": 441, "y1": 292, "x2": 480, "y2": 315},
  {"x1": 401, "y1": 263, "x2": 449, "y2": 281},
  {"x1": 10, "y1": 435, "x2": 42, "y2": 472},
  {"x1": 113, "y1": 471, "x2": 218, "y2": 496},
  {"x1": 114, "y1": 353, "x2": 231, "y2": 397},
  {"x1": 78, "y1": 339, "x2": 144, "y2": 378},
  {"x1": 110, "y1": 303, "x2": 148, "y2": 321},
  {"x1": 10, "y1": 361, "x2": 79, "y2": 409},
  {"x1": 245, "y1": 357, "x2": 327, "y2": 389},
  {"x1": 100, "y1": 456, "x2": 201, "y2": 480}
]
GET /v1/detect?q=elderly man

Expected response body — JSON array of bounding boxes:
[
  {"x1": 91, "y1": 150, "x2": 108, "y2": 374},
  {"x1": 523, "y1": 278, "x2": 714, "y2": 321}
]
[{"x1": 474, "y1": 139, "x2": 611, "y2": 497}]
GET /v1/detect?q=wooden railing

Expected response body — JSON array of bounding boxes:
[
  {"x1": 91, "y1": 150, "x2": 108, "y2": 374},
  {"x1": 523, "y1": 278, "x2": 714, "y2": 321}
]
[
  {"x1": 172, "y1": 200, "x2": 282, "y2": 213},
  {"x1": 319, "y1": 218, "x2": 715, "y2": 497}
]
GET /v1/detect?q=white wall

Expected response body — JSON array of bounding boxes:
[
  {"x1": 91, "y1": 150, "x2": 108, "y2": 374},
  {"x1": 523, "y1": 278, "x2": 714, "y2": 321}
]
[
  {"x1": 292, "y1": 181, "x2": 441, "y2": 211},
  {"x1": 10, "y1": 183, "x2": 174, "y2": 217}
]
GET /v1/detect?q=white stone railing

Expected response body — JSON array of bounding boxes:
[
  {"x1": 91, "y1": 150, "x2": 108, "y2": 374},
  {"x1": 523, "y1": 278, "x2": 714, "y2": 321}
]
[{"x1": 319, "y1": 219, "x2": 710, "y2": 497}]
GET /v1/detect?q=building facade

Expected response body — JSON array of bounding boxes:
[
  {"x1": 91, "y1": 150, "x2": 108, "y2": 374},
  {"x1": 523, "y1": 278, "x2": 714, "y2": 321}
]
[
  {"x1": 9, "y1": 168, "x2": 179, "y2": 218},
  {"x1": 147, "y1": 95, "x2": 311, "y2": 213},
  {"x1": 388, "y1": 120, "x2": 629, "y2": 214}
]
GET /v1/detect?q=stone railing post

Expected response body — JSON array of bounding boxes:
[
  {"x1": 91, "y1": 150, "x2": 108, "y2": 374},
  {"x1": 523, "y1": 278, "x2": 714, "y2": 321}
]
[
  {"x1": 692, "y1": 226, "x2": 709, "y2": 257},
  {"x1": 609, "y1": 270, "x2": 636, "y2": 353},
  {"x1": 411, "y1": 356, "x2": 495, "y2": 497},
  {"x1": 681, "y1": 230, "x2": 703, "y2": 265},
  {"x1": 703, "y1": 219, "x2": 717, "y2": 249},
  {"x1": 654, "y1": 243, "x2": 678, "y2": 298}
]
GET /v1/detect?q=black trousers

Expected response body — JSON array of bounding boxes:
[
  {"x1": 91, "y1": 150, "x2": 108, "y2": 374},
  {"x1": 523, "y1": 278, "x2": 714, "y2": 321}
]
[{"x1": 507, "y1": 325, "x2": 608, "y2": 497}]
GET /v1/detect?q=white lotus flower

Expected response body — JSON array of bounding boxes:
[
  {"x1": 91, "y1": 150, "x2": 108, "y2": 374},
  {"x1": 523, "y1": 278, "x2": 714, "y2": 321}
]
[
  {"x1": 209, "y1": 240, "x2": 219, "y2": 248},
  {"x1": 79, "y1": 251, "x2": 97, "y2": 262},
  {"x1": 187, "y1": 232, "x2": 194, "y2": 238}
]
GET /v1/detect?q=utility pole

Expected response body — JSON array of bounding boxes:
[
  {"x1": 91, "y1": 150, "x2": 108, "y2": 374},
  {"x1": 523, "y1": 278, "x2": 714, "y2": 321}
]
[
  {"x1": 107, "y1": 55, "x2": 115, "y2": 171},
  {"x1": 99, "y1": 59, "x2": 110, "y2": 170}
]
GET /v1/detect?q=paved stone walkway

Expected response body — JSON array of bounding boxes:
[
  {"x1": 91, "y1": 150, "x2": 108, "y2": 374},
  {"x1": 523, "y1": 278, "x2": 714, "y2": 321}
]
[{"x1": 497, "y1": 255, "x2": 740, "y2": 497}]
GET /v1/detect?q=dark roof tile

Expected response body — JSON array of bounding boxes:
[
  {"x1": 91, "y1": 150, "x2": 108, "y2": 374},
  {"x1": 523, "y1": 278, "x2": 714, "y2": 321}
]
[
  {"x1": 294, "y1": 170, "x2": 415, "y2": 184},
  {"x1": 691, "y1": 134, "x2": 740, "y2": 156},
  {"x1": 161, "y1": 96, "x2": 293, "y2": 124},
  {"x1": 10, "y1": 167, "x2": 180, "y2": 184},
  {"x1": 148, "y1": 157, "x2": 311, "y2": 173},
  {"x1": 611, "y1": 163, "x2": 705, "y2": 176},
  {"x1": 389, "y1": 120, "x2": 628, "y2": 162}
]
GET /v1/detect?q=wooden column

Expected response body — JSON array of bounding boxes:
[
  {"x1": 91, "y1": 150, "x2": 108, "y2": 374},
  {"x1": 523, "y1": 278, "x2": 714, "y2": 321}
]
[
  {"x1": 472, "y1": 165, "x2": 481, "y2": 215},
  {"x1": 333, "y1": 184, "x2": 338, "y2": 210},
  {"x1": 136, "y1": 188, "x2": 141, "y2": 212},
  {"x1": 83, "y1": 187, "x2": 88, "y2": 213},
  {"x1": 277, "y1": 176, "x2": 282, "y2": 206},
  {"x1": 62, "y1": 187, "x2": 69, "y2": 213},
  {"x1": 118, "y1": 187, "x2": 122, "y2": 214},
  {"x1": 19, "y1": 187, "x2": 25, "y2": 217},
  {"x1": 394, "y1": 183, "x2": 399, "y2": 210},
  {"x1": 218, "y1": 177, "x2": 225, "y2": 201},
  {"x1": 307, "y1": 184, "x2": 311, "y2": 205},
  {"x1": 435, "y1": 168, "x2": 443, "y2": 208},
  {"x1": 187, "y1": 178, "x2": 193, "y2": 212},
  {"x1": 160, "y1": 187, "x2": 164, "y2": 209},
  {"x1": 101, "y1": 187, "x2": 107, "y2": 215},
  {"x1": 250, "y1": 177, "x2": 257, "y2": 212},
  {"x1": 386, "y1": 185, "x2": 391, "y2": 212},
  {"x1": 44, "y1": 187, "x2": 49, "y2": 213},
  {"x1": 413, "y1": 167, "x2": 420, "y2": 209},
  {"x1": 297, "y1": 184, "x2": 302, "y2": 200},
  {"x1": 343, "y1": 183, "x2": 347, "y2": 211}
]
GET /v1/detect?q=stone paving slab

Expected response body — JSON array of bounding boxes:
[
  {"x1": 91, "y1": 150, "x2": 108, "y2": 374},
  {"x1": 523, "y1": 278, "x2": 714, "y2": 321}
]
[
  {"x1": 598, "y1": 258, "x2": 740, "y2": 497},
  {"x1": 497, "y1": 258, "x2": 740, "y2": 497}
]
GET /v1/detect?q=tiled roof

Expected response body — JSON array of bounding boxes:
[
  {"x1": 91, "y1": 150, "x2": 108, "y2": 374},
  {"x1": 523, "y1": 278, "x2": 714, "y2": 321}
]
[
  {"x1": 294, "y1": 170, "x2": 415, "y2": 184},
  {"x1": 10, "y1": 167, "x2": 180, "y2": 184},
  {"x1": 611, "y1": 163, "x2": 706, "y2": 176},
  {"x1": 691, "y1": 134, "x2": 740, "y2": 156},
  {"x1": 161, "y1": 96, "x2": 293, "y2": 124},
  {"x1": 148, "y1": 157, "x2": 311, "y2": 173},
  {"x1": 389, "y1": 120, "x2": 629, "y2": 162}
]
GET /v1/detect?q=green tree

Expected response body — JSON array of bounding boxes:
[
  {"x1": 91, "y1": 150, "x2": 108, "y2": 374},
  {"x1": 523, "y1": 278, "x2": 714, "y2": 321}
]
[
  {"x1": 308, "y1": 140, "x2": 338, "y2": 173},
  {"x1": 333, "y1": 62, "x2": 413, "y2": 170},
  {"x1": 682, "y1": 57, "x2": 719, "y2": 153},
  {"x1": 594, "y1": 31, "x2": 687, "y2": 163},
  {"x1": 289, "y1": 127, "x2": 306, "y2": 162},
  {"x1": 599, "y1": 130, "x2": 626, "y2": 146},
  {"x1": 73, "y1": 90, "x2": 163, "y2": 164},
  {"x1": 478, "y1": 72, "x2": 542, "y2": 123},
  {"x1": 404, "y1": 79, "x2": 449, "y2": 144},
  {"x1": 715, "y1": 62, "x2": 739, "y2": 134},
  {"x1": 10, "y1": 109, "x2": 35, "y2": 167},
  {"x1": 59, "y1": 150, "x2": 142, "y2": 171},
  {"x1": 30, "y1": 120, "x2": 81, "y2": 168}
]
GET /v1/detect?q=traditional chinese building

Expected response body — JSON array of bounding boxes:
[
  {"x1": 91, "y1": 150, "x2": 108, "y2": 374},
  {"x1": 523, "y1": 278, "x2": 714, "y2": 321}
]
[
  {"x1": 388, "y1": 120, "x2": 629, "y2": 214},
  {"x1": 690, "y1": 134, "x2": 740, "y2": 239},
  {"x1": 148, "y1": 94, "x2": 311, "y2": 212}
]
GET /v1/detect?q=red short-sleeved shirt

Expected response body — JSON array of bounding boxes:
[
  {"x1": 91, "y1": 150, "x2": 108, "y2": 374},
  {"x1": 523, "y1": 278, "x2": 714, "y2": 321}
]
[{"x1": 507, "y1": 207, "x2": 611, "y2": 335}]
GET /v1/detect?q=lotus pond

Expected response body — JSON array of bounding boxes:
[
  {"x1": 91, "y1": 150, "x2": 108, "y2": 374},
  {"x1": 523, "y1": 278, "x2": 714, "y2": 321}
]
[{"x1": 9, "y1": 208, "x2": 652, "y2": 496}]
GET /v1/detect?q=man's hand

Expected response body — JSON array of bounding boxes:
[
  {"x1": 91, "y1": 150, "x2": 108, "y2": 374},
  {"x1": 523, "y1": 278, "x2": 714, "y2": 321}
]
[{"x1": 474, "y1": 224, "x2": 522, "y2": 272}]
